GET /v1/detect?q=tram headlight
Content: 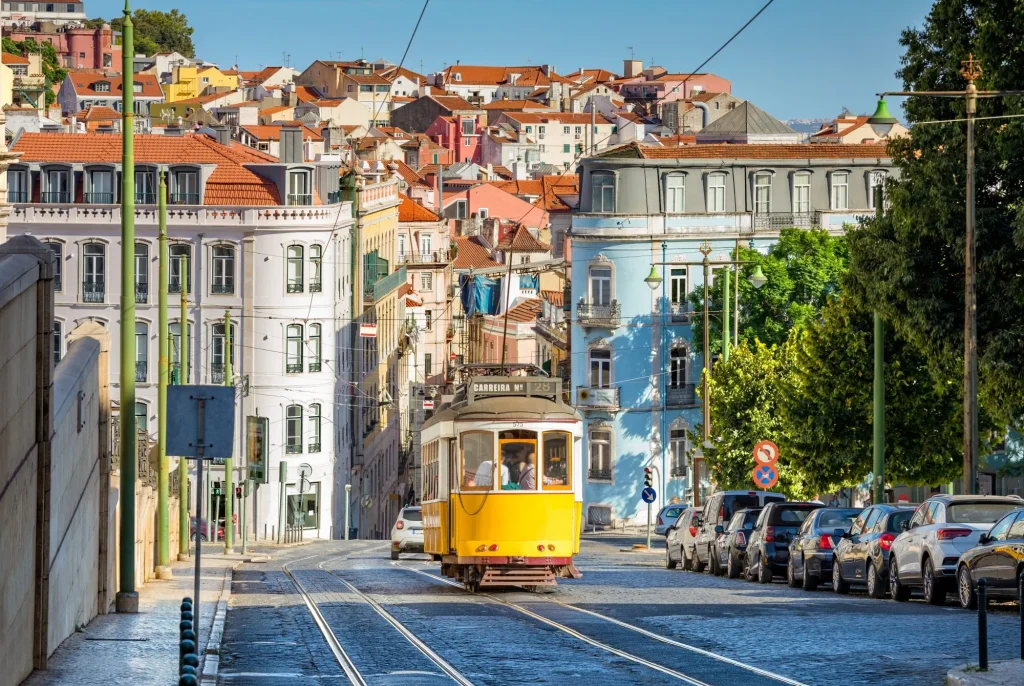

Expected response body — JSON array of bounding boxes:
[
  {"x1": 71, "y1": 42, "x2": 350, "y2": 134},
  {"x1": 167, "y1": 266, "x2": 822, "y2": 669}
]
[
  {"x1": 476, "y1": 544, "x2": 486, "y2": 552},
  {"x1": 547, "y1": 544, "x2": 555, "y2": 551}
]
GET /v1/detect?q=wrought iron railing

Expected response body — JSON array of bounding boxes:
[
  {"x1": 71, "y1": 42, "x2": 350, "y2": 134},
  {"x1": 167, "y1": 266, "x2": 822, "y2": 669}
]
[
  {"x1": 287, "y1": 193, "x2": 313, "y2": 206},
  {"x1": 397, "y1": 251, "x2": 451, "y2": 264},
  {"x1": 285, "y1": 443, "x2": 302, "y2": 454},
  {"x1": 286, "y1": 363, "x2": 303, "y2": 374},
  {"x1": 85, "y1": 191, "x2": 116, "y2": 204},
  {"x1": 82, "y1": 281, "x2": 104, "y2": 302},
  {"x1": 8, "y1": 191, "x2": 28, "y2": 203},
  {"x1": 53, "y1": 274, "x2": 62, "y2": 291},
  {"x1": 287, "y1": 281, "x2": 303, "y2": 294},
  {"x1": 670, "y1": 465, "x2": 688, "y2": 478},
  {"x1": 669, "y1": 302, "x2": 692, "y2": 323},
  {"x1": 135, "y1": 283, "x2": 148, "y2": 303},
  {"x1": 211, "y1": 363, "x2": 225, "y2": 384},
  {"x1": 753, "y1": 212, "x2": 814, "y2": 231},
  {"x1": 211, "y1": 283, "x2": 234, "y2": 295},
  {"x1": 308, "y1": 443, "x2": 321, "y2": 453},
  {"x1": 588, "y1": 468, "x2": 612, "y2": 481},
  {"x1": 308, "y1": 362, "x2": 321, "y2": 373},
  {"x1": 168, "y1": 278, "x2": 189, "y2": 294},
  {"x1": 135, "y1": 192, "x2": 156, "y2": 204},
  {"x1": 667, "y1": 384, "x2": 698, "y2": 407},
  {"x1": 170, "y1": 192, "x2": 200, "y2": 205},
  {"x1": 135, "y1": 360, "x2": 147, "y2": 382},
  {"x1": 41, "y1": 191, "x2": 71, "y2": 203},
  {"x1": 576, "y1": 300, "x2": 621, "y2": 328}
]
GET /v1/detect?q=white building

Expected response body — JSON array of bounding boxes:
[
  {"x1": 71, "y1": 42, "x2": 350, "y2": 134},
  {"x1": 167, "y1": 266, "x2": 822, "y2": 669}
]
[
  {"x1": 483, "y1": 112, "x2": 616, "y2": 172},
  {"x1": 1, "y1": 0, "x2": 87, "y2": 27},
  {"x1": 9, "y1": 128, "x2": 355, "y2": 541}
]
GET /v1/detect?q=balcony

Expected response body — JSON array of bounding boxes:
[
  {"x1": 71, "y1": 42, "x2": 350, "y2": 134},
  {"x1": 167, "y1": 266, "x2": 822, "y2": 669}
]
[
  {"x1": 168, "y1": 279, "x2": 188, "y2": 295},
  {"x1": 668, "y1": 302, "x2": 691, "y2": 324},
  {"x1": 285, "y1": 443, "x2": 302, "y2": 454},
  {"x1": 286, "y1": 363, "x2": 303, "y2": 374},
  {"x1": 576, "y1": 386, "x2": 620, "y2": 410},
  {"x1": 576, "y1": 300, "x2": 621, "y2": 330},
  {"x1": 397, "y1": 250, "x2": 450, "y2": 265},
  {"x1": 82, "y1": 281, "x2": 104, "y2": 303},
  {"x1": 588, "y1": 468, "x2": 612, "y2": 481},
  {"x1": 287, "y1": 193, "x2": 313, "y2": 207},
  {"x1": 287, "y1": 281, "x2": 303, "y2": 294},
  {"x1": 753, "y1": 212, "x2": 814, "y2": 231},
  {"x1": 8, "y1": 191, "x2": 28, "y2": 203},
  {"x1": 308, "y1": 443, "x2": 321, "y2": 453},
  {"x1": 135, "y1": 283, "x2": 148, "y2": 303},
  {"x1": 85, "y1": 192, "x2": 116, "y2": 204},
  {"x1": 170, "y1": 192, "x2": 200, "y2": 205},
  {"x1": 135, "y1": 361, "x2": 147, "y2": 382},
  {"x1": 308, "y1": 362, "x2": 322, "y2": 373},
  {"x1": 41, "y1": 191, "x2": 71, "y2": 203},
  {"x1": 310, "y1": 281, "x2": 322, "y2": 293},
  {"x1": 667, "y1": 383, "x2": 698, "y2": 407},
  {"x1": 53, "y1": 274, "x2": 61, "y2": 291},
  {"x1": 211, "y1": 283, "x2": 234, "y2": 295},
  {"x1": 135, "y1": 192, "x2": 156, "y2": 205},
  {"x1": 211, "y1": 363, "x2": 225, "y2": 384}
]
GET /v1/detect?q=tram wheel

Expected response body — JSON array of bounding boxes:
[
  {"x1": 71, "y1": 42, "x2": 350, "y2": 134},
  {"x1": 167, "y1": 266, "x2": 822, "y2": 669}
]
[{"x1": 465, "y1": 580, "x2": 481, "y2": 593}]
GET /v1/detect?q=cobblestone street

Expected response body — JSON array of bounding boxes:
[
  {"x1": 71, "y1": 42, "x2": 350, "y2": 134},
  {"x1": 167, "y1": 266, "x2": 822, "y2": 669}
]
[{"x1": 217, "y1": 535, "x2": 1024, "y2": 685}]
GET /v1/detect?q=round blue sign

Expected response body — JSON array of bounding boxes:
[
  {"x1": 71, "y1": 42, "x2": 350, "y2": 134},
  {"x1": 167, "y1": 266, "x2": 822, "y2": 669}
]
[{"x1": 641, "y1": 487, "x2": 657, "y2": 503}]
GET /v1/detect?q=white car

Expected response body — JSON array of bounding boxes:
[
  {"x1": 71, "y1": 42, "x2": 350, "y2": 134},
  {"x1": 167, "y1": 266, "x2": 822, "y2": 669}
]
[
  {"x1": 889, "y1": 495, "x2": 1022, "y2": 604},
  {"x1": 665, "y1": 506, "x2": 703, "y2": 570},
  {"x1": 390, "y1": 506, "x2": 424, "y2": 560}
]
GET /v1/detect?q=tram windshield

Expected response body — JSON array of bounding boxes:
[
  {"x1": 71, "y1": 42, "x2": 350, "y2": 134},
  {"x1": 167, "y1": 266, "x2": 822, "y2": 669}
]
[
  {"x1": 460, "y1": 428, "x2": 573, "y2": 492},
  {"x1": 542, "y1": 431, "x2": 571, "y2": 490},
  {"x1": 499, "y1": 430, "x2": 538, "y2": 490}
]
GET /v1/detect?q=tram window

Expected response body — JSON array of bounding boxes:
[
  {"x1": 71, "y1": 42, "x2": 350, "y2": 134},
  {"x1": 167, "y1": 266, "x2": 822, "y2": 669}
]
[
  {"x1": 499, "y1": 429, "x2": 538, "y2": 490},
  {"x1": 542, "y1": 431, "x2": 571, "y2": 490},
  {"x1": 462, "y1": 431, "x2": 495, "y2": 489}
]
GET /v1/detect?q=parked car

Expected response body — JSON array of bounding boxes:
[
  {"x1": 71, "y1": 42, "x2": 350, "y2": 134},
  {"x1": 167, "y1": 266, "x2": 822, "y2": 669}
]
[
  {"x1": 832, "y1": 504, "x2": 916, "y2": 598},
  {"x1": 889, "y1": 495, "x2": 1023, "y2": 604},
  {"x1": 656, "y1": 504, "x2": 689, "y2": 536},
  {"x1": 693, "y1": 490, "x2": 785, "y2": 574},
  {"x1": 956, "y1": 506, "x2": 1024, "y2": 609},
  {"x1": 745, "y1": 501, "x2": 823, "y2": 583},
  {"x1": 666, "y1": 506, "x2": 703, "y2": 570},
  {"x1": 390, "y1": 506, "x2": 424, "y2": 560},
  {"x1": 715, "y1": 508, "x2": 762, "y2": 578},
  {"x1": 787, "y1": 507, "x2": 862, "y2": 591},
  {"x1": 189, "y1": 517, "x2": 224, "y2": 542}
]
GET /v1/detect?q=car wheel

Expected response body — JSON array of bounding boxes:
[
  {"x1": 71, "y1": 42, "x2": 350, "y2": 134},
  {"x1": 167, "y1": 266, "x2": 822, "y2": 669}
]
[
  {"x1": 867, "y1": 560, "x2": 886, "y2": 599},
  {"x1": 709, "y1": 547, "x2": 720, "y2": 576},
  {"x1": 390, "y1": 550, "x2": 399, "y2": 561},
  {"x1": 692, "y1": 548, "x2": 706, "y2": 573},
  {"x1": 922, "y1": 558, "x2": 946, "y2": 605},
  {"x1": 666, "y1": 547, "x2": 678, "y2": 570},
  {"x1": 889, "y1": 560, "x2": 910, "y2": 602},
  {"x1": 957, "y1": 565, "x2": 977, "y2": 610},
  {"x1": 802, "y1": 556, "x2": 819, "y2": 591},
  {"x1": 757, "y1": 554, "x2": 772, "y2": 584},
  {"x1": 727, "y1": 551, "x2": 740, "y2": 579},
  {"x1": 832, "y1": 559, "x2": 849, "y2": 594},
  {"x1": 787, "y1": 557, "x2": 800, "y2": 588}
]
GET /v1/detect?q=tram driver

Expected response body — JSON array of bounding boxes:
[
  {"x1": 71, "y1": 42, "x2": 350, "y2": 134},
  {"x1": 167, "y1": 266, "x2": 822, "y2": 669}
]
[{"x1": 471, "y1": 458, "x2": 509, "y2": 488}]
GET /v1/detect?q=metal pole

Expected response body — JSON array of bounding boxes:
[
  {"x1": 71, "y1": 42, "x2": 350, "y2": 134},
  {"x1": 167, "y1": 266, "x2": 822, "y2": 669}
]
[
  {"x1": 155, "y1": 172, "x2": 171, "y2": 579},
  {"x1": 116, "y1": 0, "x2": 138, "y2": 614},
  {"x1": 345, "y1": 484, "x2": 351, "y2": 540},
  {"x1": 697, "y1": 250, "x2": 710, "y2": 508},
  {"x1": 178, "y1": 291, "x2": 189, "y2": 560},
  {"x1": 978, "y1": 578, "x2": 988, "y2": 670},
  {"x1": 193, "y1": 397, "x2": 206, "y2": 644},
  {"x1": 277, "y1": 461, "x2": 287, "y2": 544},
  {"x1": 873, "y1": 185, "x2": 885, "y2": 505},
  {"x1": 223, "y1": 310, "x2": 234, "y2": 551},
  {"x1": 721, "y1": 267, "x2": 730, "y2": 363},
  {"x1": 499, "y1": 243, "x2": 515, "y2": 373},
  {"x1": 964, "y1": 81, "x2": 979, "y2": 496},
  {"x1": 646, "y1": 501, "x2": 652, "y2": 549},
  {"x1": 1019, "y1": 571, "x2": 1023, "y2": 660},
  {"x1": 241, "y1": 480, "x2": 248, "y2": 555},
  {"x1": 733, "y1": 238, "x2": 740, "y2": 347},
  {"x1": 659, "y1": 241, "x2": 667, "y2": 502}
]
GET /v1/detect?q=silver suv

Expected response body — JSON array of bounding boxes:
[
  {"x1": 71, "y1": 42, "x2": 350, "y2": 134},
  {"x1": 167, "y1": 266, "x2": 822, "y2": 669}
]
[{"x1": 889, "y1": 495, "x2": 1022, "y2": 604}]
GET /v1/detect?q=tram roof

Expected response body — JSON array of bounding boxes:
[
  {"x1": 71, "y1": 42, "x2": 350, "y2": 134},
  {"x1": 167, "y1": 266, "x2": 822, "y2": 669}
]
[{"x1": 423, "y1": 393, "x2": 580, "y2": 428}]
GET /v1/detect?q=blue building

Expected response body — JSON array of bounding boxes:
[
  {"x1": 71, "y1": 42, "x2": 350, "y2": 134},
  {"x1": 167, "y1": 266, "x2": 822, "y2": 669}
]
[{"x1": 571, "y1": 139, "x2": 894, "y2": 526}]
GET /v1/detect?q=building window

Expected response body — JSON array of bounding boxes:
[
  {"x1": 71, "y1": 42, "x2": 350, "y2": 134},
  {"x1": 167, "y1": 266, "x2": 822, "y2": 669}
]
[
  {"x1": 44, "y1": 168, "x2": 70, "y2": 203},
  {"x1": 135, "y1": 402, "x2": 148, "y2": 435},
  {"x1": 461, "y1": 118, "x2": 475, "y2": 135},
  {"x1": 287, "y1": 171, "x2": 312, "y2": 206},
  {"x1": 87, "y1": 169, "x2": 115, "y2": 203},
  {"x1": 308, "y1": 404, "x2": 321, "y2": 453},
  {"x1": 669, "y1": 268, "x2": 687, "y2": 307},
  {"x1": 94, "y1": 81, "x2": 110, "y2": 93},
  {"x1": 286, "y1": 245, "x2": 304, "y2": 292},
  {"x1": 212, "y1": 245, "x2": 235, "y2": 294},
  {"x1": 308, "y1": 323, "x2": 322, "y2": 372},
  {"x1": 575, "y1": 126, "x2": 582, "y2": 135},
  {"x1": 170, "y1": 322, "x2": 191, "y2": 383},
  {"x1": 135, "y1": 322, "x2": 148, "y2": 382},
  {"x1": 420, "y1": 272, "x2": 432, "y2": 291},
  {"x1": 8, "y1": 169, "x2": 28, "y2": 203},
  {"x1": 754, "y1": 172, "x2": 772, "y2": 214},
  {"x1": 563, "y1": 144, "x2": 571, "y2": 153},
  {"x1": 134, "y1": 242, "x2": 149, "y2": 303},
  {"x1": 53, "y1": 320, "x2": 62, "y2": 366},
  {"x1": 670, "y1": 347, "x2": 688, "y2": 387},
  {"x1": 286, "y1": 324, "x2": 304, "y2": 373},
  {"x1": 452, "y1": 199, "x2": 467, "y2": 219},
  {"x1": 868, "y1": 170, "x2": 887, "y2": 209},
  {"x1": 287, "y1": 482, "x2": 320, "y2": 528},
  {"x1": 211, "y1": 322, "x2": 236, "y2": 384},
  {"x1": 132, "y1": 81, "x2": 143, "y2": 94},
  {"x1": 588, "y1": 265, "x2": 611, "y2": 306},
  {"x1": 665, "y1": 173, "x2": 685, "y2": 213},
  {"x1": 286, "y1": 405, "x2": 303, "y2": 453},
  {"x1": 670, "y1": 428, "x2": 688, "y2": 478},
  {"x1": 831, "y1": 172, "x2": 849, "y2": 210},
  {"x1": 420, "y1": 234, "x2": 432, "y2": 255},
  {"x1": 135, "y1": 170, "x2": 156, "y2": 204},
  {"x1": 103, "y1": 53, "x2": 111, "y2": 68},
  {"x1": 309, "y1": 245, "x2": 322, "y2": 292},
  {"x1": 424, "y1": 352, "x2": 432, "y2": 376},
  {"x1": 707, "y1": 173, "x2": 726, "y2": 212},
  {"x1": 588, "y1": 429, "x2": 612, "y2": 480},
  {"x1": 591, "y1": 171, "x2": 615, "y2": 212},
  {"x1": 425, "y1": 310, "x2": 433, "y2": 331},
  {"x1": 169, "y1": 244, "x2": 191, "y2": 293},
  {"x1": 82, "y1": 242, "x2": 105, "y2": 302},
  {"x1": 793, "y1": 171, "x2": 811, "y2": 214},
  {"x1": 44, "y1": 241, "x2": 62, "y2": 291},
  {"x1": 171, "y1": 170, "x2": 199, "y2": 204},
  {"x1": 563, "y1": 126, "x2": 570, "y2": 134},
  {"x1": 589, "y1": 349, "x2": 611, "y2": 388}
]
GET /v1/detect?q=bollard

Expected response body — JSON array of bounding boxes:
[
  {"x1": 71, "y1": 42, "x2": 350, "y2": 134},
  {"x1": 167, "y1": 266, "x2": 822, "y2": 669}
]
[
  {"x1": 182, "y1": 653, "x2": 200, "y2": 671},
  {"x1": 179, "y1": 619, "x2": 192, "y2": 634},
  {"x1": 179, "y1": 639, "x2": 197, "y2": 666},
  {"x1": 180, "y1": 666, "x2": 197, "y2": 678},
  {"x1": 978, "y1": 578, "x2": 988, "y2": 671},
  {"x1": 179, "y1": 675, "x2": 199, "y2": 686},
  {"x1": 180, "y1": 602, "x2": 192, "y2": 613},
  {"x1": 182, "y1": 629, "x2": 197, "y2": 645},
  {"x1": 181, "y1": 609, "x2": 193, "y2": 623},
  {"x1": 182, "y1": 596, "x2": 193, "y2": 605}
]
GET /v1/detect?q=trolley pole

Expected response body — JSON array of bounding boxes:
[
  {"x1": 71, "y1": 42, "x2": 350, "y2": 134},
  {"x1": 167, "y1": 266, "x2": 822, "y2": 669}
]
[
  {"x1": 155, "y1": 172, "x2": 171, "y2": 580},
  {"x1": 177, "y1": 291, "x2": 190, "y2": 560},
  {"x1": 223, "y1": 310, "x2": 234, "y2": 551}
]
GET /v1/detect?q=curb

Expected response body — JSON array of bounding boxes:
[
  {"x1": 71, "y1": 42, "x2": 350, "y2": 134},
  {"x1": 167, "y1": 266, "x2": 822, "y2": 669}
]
[{"x1": 200, "y1": 563, "x2": 238, "y2": 685}]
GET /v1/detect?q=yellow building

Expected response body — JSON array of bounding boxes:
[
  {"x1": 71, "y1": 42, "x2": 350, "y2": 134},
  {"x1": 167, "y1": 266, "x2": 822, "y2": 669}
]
[{"x1": 163, "y1": 65, "x2": 240, "y2": 103}]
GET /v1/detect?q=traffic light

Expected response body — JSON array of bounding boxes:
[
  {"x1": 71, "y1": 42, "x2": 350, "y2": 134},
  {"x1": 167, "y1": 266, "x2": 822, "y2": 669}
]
[
  {"x1": 643, "y1": 467, "x2": 653, "y2": 488},
  {"x1": 235, "y1": 486, "x2": 242, "y2": 499},
  {"x1": 212, "y1": 481, "x2": 222, "y2": 497}
]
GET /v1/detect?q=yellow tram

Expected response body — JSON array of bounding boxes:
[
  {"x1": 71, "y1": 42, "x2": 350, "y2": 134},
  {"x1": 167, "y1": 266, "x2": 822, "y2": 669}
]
[{"x1": 420, "y1": 372, "x2": 584, "y2": 591}]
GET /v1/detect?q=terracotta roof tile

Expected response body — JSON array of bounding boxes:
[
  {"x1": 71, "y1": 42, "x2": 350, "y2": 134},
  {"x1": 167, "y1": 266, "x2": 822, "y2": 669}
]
[
  {"x1": 347, "y1": 73, "x2": 391, "y2": 86},
  {"x1": 78, "y1": 105, "x2": 120, "y2": 121},
  {"x1": 259, "y1": 105, "x2": 295, "y2": 116},
  {"x1": 503, "y1": 112, "x2": 613, "y2": 126},
  {"x1": 634, "y1": 142, "x2": 890, "y2": 160},
  {"x1": 481, "y1": 99, "x2": 549, "y2": 111},
  {"x1": 490, "y1": 179, "x2": 543, "y2": 196},
  {"x1": 391, "y1": 159, "x2": 422, "y2": 185},
  {"x1": 69, "y1": 72, "x2": 163, "y2": 99},
  {"x1": 496, "y1": 224, "x2": 550, "y2": 253},
  {"x1": 3, "y1": 52, "x2": 29, "y2": 65},
  {"x1": 541, "y1": 289, "x2": 564, "y2": 307},
  {"x1": 427, "y1": 94, "x2": 480, "y2": 112},
  {"x1": 504, "y1": 298, "x2": 542, "y2": 323},
  {"x1": 453, "y1": 236, "x2": 499, "y2": 269},
  {"x1": 398, "y1": 196, "x2": 440, "y2": 222},
  {"x1": 293, "y1": 86, "x2": 321, "y2": 103},
  {"x1": 241, "y1": 124, "x2": 324, "y2": 142}
]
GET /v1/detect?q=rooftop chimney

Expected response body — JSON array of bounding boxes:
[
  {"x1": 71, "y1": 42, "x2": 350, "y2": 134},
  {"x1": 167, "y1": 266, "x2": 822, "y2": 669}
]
[
  {"x1": 212, "y1": 124, "x2": 232, "y2": 147},
  {"x1": 279, "y1": 127, "x2": 304, "y2": 163}
]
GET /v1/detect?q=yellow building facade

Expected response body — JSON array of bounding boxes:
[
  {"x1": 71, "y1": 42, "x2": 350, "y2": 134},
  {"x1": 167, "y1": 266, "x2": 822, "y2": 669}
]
[{"x1": 163, "y1": 65, "x2": 240, "y2": 103}]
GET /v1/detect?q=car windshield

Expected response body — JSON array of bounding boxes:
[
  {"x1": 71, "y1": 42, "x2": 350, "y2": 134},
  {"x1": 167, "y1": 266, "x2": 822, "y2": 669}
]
[
  {"x1": 769, "y1": 506, "x2": 817, "y2": 526},
  {"x1": 663, "y1": 507, "x2": 686, "y2": 519},
  {"x1": 725, "y1": 494, "x2": 760, "y2": 516},
  {"x1": 887, "y1": 511, "x2": 913, "y2": 533},
  {"x1": 403, "y1": 508, "x2": 422, "y2": 522},
  {"x1": 947, "y1": 502, "x2": 1018, "y2": 524},
  {"x1": 817, "y1": 509, "x2": 861, "y2": 529}
]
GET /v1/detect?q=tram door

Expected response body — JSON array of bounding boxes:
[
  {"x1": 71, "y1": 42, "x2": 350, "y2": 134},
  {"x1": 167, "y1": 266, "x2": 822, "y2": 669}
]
[{"x1": 447, "y1": 437, "x2": 457, "y2": 552}]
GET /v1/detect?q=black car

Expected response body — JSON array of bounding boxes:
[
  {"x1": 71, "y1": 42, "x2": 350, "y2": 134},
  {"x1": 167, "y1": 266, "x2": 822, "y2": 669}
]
[
  {"x1": 745, "y1": 501, "x2": 823, "y2": 583},
  {"x1": 787, "y1": 507, "x2": 862, "y2": 591},
  {"x1": 832, "y1": 504, "x2": 916, "y2": 598},
  {"x1": 956, "y1": 506, "x2": 1024, "y2": 609},
  {"x1": 715, "y1": 508, "x2": 761, "y2": 578},
  {"x1": 693, "y1": 490, "x2": 785, "y2": 574}
]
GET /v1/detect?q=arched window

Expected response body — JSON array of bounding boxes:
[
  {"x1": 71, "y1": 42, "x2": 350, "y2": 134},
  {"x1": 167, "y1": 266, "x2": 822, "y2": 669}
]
[
  {"x1": 308, "y1": 404, "x2": 321, "y2": 453},
  {"x1": 170, "y1": 321, "x2": 192, "y2": 383},
  {"x1": 591, "y1": 171, "x2": 615, "y2": 213},
  {"x1": 169, "y1": 244, "x2": 191, "y2": 294},
  {"x1": 664, "y1": 173, "x2": 685, "y2": 213},
  {"x1": 793, "y1": 171, "x2": 811, "y2": 214},
  {"x1": 286, "y1": 405, "x2": 303, "y2": 453},
  {"x1": 135, "y1": 322, "x2": 148, "y2": 382},
  {"x1": 82, "y1": 242, "x2": 105, "y2": 302},
  {"x1": 669, "y1": 420, "x2": 689, "y2": 478},
  {"x1": 868, "y1": 170, "x2": 887, "y2": 209},
  {"x1": 308, "y1": 323, "x2": 322, "y2": 372},
  {"x1": 43, "y1": 241, "x2": 63, "y2": 291},
  {"x1": 212, "y1": 245, "x2": 235, "y2": 294},
  {"x1": 134, "y1": 242, "x2": 149, "y2": 304},
  {"x1": 287, "y1": 245, "x2": 304, "y2": 293},
  {"x1": 134, "y1": 402, "x2": 149, "y2": 434},
  {"x1": 211, "y1": 322, "x2": 236, "y2": 384},
  {"x1": 309, "y1": 245, "x2": 323, "y2": 292},
  {"x1": 753, "y1": 171, "x2": 772, "y2": 214},
  {"x1": 588, "y1": 427, "x2": 613, "y2": 481},
  {"x1": 286, "y1": 324, "x2": 304, "y2": 373}
]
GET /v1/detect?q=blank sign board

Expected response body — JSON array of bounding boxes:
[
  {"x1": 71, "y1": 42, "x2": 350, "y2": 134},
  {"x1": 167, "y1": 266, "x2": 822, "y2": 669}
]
[{"x1": 166, "y1": 385, "x2": 237, "y2": 459}]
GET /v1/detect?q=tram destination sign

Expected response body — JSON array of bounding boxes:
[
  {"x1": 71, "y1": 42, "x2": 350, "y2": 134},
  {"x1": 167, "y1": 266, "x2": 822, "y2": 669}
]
[{"x1": 467, "y1": 377, "x2": 562, "y2": 402}]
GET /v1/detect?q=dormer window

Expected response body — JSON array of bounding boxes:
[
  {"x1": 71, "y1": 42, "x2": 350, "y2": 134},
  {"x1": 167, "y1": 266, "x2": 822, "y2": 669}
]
[
  {"x1": 43, "y1": 168, "x2": 70, "y2": 203},
  {"x1": 86, "y1": 169, "x2": 115, "y2": 204},
  {"x1": 287, "y1": 171, "x2": 312, "y2": 206},
  {"x1": 94, "y1": 81, "x2": 110, "y2": 93},
  {"x1": 135, "y1": 170, "x2": 156, "y2": 204},
  {"x1": 171, "y1": 170, "x2": 199, "y2": 205},
  {"x1": 133, "y1": 81, "x2": 143, "y2": 94}
]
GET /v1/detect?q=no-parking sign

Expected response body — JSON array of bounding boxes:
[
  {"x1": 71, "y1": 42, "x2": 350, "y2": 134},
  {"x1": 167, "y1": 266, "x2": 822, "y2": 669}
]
[{"x1": 752, "y1": 464, "x2": 779, "y2": 490}]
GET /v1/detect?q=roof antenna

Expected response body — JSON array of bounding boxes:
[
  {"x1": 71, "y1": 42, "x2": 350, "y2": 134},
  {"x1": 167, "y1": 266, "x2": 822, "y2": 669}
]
[{"x1": 628, "y1": 46, "x2": 634, "y2": 60}]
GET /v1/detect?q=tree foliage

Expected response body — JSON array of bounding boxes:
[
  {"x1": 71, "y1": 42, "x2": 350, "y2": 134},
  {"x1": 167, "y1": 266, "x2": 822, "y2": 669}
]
[
  {"x1": 846, "y1": 0, "x2": 1024, "y2": 427},
  {"x1": 88, "y1": 9, "x2": 196, "y2": 58},
  {"x1": 689, "y1": 228, "x2": 848, "y2": 357},
  {"x1": 3, "y1": 37, "x2": 66, "y2": 106}
]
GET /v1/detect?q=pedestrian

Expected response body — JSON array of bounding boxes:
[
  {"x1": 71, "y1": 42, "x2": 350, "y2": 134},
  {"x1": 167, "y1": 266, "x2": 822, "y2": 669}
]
[
  {"x1": 518, "y1": 452, "x2": 537, "y2": 490},
  {"x1": 827, "y1": 495, "x2": 840, "y2": 508}
]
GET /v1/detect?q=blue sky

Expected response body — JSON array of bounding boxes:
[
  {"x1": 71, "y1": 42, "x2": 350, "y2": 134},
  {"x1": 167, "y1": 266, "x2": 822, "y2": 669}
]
[{"x1": 94, "y1": 0, "x2": 935, "y2": 120}]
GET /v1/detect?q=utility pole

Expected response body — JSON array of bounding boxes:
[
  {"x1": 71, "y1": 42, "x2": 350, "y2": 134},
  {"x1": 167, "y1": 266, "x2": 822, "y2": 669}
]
[
  {"x1": 721, "y1": 267, "x2": 730, "y2": 363},
  {"x1": 155, "y1": 172, "x2": 171, "y2": 580},
  {"x1": 223, "y1": 310, "x2": 234, "y2": 551},
  {"x1": 963, "y1": 62, "x2": 979, "y2": 497},
  {"x1": 177, "y1": 289, "x2": 189, "y2": 560},
  {"x1": 873, "y1": 185, "x2": 885, "y2": 504},
  {"x1": 116, "y1": 0, "x2": 138, "y2": 614}
]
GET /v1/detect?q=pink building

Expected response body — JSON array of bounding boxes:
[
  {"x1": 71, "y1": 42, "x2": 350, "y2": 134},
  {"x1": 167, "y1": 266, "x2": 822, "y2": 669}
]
[
  {"x1": 424, "y1": 112, "x2": 482, "y2": 164},
  {"x1": 7, "y1": 24, "x2": 120, "y2": 70},
  {"x1": 440, "y1": 183, "x2": 548, "y2": 231}
]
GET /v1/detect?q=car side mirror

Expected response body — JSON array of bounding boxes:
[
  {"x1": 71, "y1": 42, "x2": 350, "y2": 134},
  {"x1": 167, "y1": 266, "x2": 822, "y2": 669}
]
[
  {"x1": 834, "y1": 528, "x2": 847, "y2": 539},
  {"x1": 978, "y1": 533, "x2": 990, "y2": 545},
  {"x1": 714, "y1": 525, "x2": 724, "y2": 535}
]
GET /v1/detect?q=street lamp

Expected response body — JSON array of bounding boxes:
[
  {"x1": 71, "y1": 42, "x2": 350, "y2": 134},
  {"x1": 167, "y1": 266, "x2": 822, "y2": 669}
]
[
  {"x1": 867, "y1": 54, "x2": 1024, "y2": 495},
  {"x1": 867, "y1": 98, "x2": 899, "y2": 139},
  {"x1": 644, "y1": 265, "x2": 663, "y2": 291}
]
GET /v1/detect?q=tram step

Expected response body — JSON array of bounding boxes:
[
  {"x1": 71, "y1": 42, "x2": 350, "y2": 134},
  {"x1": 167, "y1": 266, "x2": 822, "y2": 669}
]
[{"x1": 481, "y1": 566, "x2": 557, "y2": 587}]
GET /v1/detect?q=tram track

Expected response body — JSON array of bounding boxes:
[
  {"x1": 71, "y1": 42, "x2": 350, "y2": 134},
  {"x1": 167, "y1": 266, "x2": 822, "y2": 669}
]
[{"x1": 393, "y1": 560, "x2": 806, "y2": 686}]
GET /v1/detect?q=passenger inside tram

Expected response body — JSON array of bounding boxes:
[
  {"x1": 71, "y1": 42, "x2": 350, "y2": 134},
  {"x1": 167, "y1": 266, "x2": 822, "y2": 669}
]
[{"x1": 542, "y1": 433, "x2": 569, "y2": 487}]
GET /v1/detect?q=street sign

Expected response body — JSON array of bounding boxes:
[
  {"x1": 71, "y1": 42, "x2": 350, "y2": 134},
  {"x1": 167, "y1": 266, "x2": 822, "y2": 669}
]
[
  {"x1": 423, "y1": 399, "x2": 435, "y2": 410},
  {"x1": 246, "y1": 416, "x2": 269, "y2": 484},
  {"x1": 167, "y1": 386, "x2": 236, "y2": 459},
  {"x1": 753, "y1": 440, "x2": 779, "y2": 465},
  {"x1": 752, "y1": 464, "x2": 779, "y2": 490},
  {"x1": 641, "y1": 487, "x2": 657, "y2": 504},
  {"x1": 359, "y1": 323, "x2": 377, "y2": 338}
]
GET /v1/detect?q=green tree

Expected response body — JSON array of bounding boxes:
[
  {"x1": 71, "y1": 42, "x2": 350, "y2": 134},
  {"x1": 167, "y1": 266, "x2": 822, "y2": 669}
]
[
  {"x1": 783, "y1": 296, "x2": 964, "y2": 493},
  {"x1": 847, "y1": 0, "x2": 1024, "y2": 427},
  {"x1": 89, "y1": 9, "x2": 195, "y2": 58},
  {"x1": 4, "y1": 37, "x2": 67, "y2": 106},
  {"x1": 689, "y1": 227, "x2": 848, "y2": 357}
]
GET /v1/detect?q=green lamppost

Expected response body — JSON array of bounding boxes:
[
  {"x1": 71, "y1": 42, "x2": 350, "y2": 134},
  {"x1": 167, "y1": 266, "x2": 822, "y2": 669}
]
[{"x1": 155, "y1": 172, "x2": 171, "y2": 579}]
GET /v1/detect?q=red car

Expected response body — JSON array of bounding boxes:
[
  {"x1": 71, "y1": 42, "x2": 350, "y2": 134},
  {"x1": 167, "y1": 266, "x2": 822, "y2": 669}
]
[{"x1": 190, "y1": 517, "x2": 224, "y2": 542}]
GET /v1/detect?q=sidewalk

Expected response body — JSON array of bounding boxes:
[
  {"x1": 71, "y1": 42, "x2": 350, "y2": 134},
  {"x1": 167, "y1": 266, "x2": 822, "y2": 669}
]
[
  {"x1": 948, "y1": 660, "x2": 1024, "y2": 685},
  {"x1": 22, "y1": 547, "x2": 241, "y2": 686}
]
